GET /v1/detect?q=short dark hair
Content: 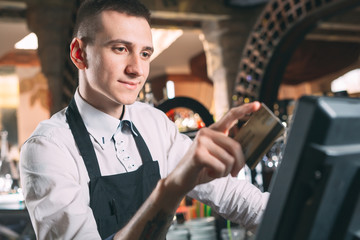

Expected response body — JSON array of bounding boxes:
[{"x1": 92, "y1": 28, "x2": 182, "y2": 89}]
[{"x1": 73, "y1": 0, "x2": 151, "y2": 42}]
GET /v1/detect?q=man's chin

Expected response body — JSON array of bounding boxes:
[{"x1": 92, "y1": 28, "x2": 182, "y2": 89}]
[{"x1": 118, "y1": 98, "x2": 137, "y2": 106}]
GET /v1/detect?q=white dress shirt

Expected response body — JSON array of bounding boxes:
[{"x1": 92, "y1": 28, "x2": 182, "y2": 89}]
[{"x1": 20, "y1": 90, "x2": 269, "y2": 239}]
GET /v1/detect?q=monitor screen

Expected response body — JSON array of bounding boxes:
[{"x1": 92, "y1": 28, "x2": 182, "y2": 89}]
[{"x1": 255, "y1": 95, "x2": 360, "y2": 240}]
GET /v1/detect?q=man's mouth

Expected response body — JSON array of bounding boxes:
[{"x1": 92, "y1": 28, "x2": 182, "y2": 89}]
[{"x1": 118, "y1": 80, "x2": 139, "y2": 90}]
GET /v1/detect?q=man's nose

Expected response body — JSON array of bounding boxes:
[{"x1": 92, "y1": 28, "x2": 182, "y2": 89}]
[{"x1": 125, "y1": 54, "x2": 144, "y2": 77}]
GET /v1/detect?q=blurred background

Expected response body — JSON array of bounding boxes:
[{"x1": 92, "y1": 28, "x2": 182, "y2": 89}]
[{"x1": 0, "y1": 0, "x2": 359, "y2": 239}]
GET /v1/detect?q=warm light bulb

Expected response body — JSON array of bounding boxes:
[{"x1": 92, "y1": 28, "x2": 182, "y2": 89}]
[
  {"x1": 166, "y1": 80, "x2": 175, "y2": 99},
  {"x1": 15, "y1": 33, "x2": 38, "y2": 50}
]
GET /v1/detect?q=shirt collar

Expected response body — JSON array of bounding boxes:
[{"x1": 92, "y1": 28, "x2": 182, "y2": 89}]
[{"x1": 74, "y1": 90, "x2": 120, "y2": 146}]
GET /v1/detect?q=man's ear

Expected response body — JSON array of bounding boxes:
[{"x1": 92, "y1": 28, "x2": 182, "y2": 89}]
[{"x1": 70, "y1": 38, "x2": 87, "y2": 69}]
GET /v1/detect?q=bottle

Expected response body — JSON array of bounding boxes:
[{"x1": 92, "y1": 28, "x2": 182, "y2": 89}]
[
  {"x1": 0, "y1": 130, "x2": 13, "y2": 192},
  {"x1": 144, "y1": 83, "x2": 155, "y2": 106},
  {"x1": 0, "y1": 130, "x2": 8, "y2": 161}
]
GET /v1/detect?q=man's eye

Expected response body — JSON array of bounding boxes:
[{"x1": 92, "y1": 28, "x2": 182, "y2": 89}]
[
  {"x1": 114, "y1": 47, "x2": 127, "y2": 52},
  {"x1": 141, "y1": 52, "x2": 151, "y2": 58}
]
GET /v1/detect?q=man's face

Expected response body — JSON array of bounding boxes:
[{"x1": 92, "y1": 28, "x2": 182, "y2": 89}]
[{"x1": 80, "y1": 11, "x2": 153, "y2": 115}]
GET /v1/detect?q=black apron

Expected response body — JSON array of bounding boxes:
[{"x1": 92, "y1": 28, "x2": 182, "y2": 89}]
[{"x1": 66, "y1": 98, "x2": 161, "y2": 239}]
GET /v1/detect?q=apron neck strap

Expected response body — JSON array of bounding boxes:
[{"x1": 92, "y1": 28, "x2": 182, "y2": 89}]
[
  {"x1": 66, "y1": 98, "x2": 154, "y2": 180},
  {"x1": 66, "y1": 98, "x2": 101, "y2": 179},
  {"x1": 122, "y1": 120, "x2": 153, "y2": 163}
]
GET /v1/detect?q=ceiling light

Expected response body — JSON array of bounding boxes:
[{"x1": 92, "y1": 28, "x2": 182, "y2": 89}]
[
  {"x1": 331, "y1": 68, "x2": 360, "y2": 94},
  {"x1": 151, "y1": 28, "x2": 183, "y2": 61},
  {"x1": 14, "y1": 33, "x2": 38, "y2": 50}
]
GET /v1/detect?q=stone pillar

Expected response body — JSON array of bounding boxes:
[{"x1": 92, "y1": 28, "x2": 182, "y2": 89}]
[
  {"x1": 200, "y1": 7, "x2": 263, "y2": 120},
  {"x1": 200, "y1": 20, "x2": 229, "y2": 121},
  {"x1": 26, "y1": 0, "x2": 76, "y2": 114}
]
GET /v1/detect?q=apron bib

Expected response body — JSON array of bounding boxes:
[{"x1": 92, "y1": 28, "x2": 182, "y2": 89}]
[{"x1": 66, "y1": 98, "x2": 161, "y2": 239}]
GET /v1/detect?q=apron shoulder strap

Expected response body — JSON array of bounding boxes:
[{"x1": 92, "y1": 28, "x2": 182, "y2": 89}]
[
  {"x1": 122, "y1": 120, "x2": 153, "y2": 163},
  {"x1": 66, "y1": 98, "x2": 101, "y2": 179}
]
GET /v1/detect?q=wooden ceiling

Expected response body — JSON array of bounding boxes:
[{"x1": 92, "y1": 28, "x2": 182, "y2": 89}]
[
  {"x1": 231, "y1": 0, "x2": 360, "y2": 110},
  {"x1": 1, "y1": 1, "x2": 358, "y2": 74},
  {"x1": 284, "y1": 5, "x2": 360, "y2": 85},
  {"x1": 1, "y1": 0, "x2": 360, "y2": 104}
]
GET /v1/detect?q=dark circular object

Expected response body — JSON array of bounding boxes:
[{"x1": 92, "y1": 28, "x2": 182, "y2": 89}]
[{"x1": 156, "y1": 97, "x2": 214, "y2": 127}]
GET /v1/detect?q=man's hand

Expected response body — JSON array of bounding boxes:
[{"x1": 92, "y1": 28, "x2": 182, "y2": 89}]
[
  {"x1": 115, "y1": 102, "x2": 261, "y2": 240},
  {"x1": 165, "y1": 101, "x2": 261, "y2": 197}
]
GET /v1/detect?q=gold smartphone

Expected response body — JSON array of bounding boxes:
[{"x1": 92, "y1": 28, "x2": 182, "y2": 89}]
[{"x1": 234, "y1": 103, "x2": 285, "y2": 169}]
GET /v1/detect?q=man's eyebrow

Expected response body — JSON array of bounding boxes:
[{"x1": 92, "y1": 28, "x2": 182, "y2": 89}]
[
  {"x1": 105, "y1": 39, "x2": 154, "y2": 53},
  {"x1": 105, "y1": 39, "x2": 131, "y2": 46},
  {"x1": 144, "y1": 46, "x2": 154, "y2": 54}
]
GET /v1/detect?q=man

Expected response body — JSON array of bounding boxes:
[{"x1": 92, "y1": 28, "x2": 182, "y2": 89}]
[{"x1": 20, "y1": 0, "x2": 269, "y2": 239}]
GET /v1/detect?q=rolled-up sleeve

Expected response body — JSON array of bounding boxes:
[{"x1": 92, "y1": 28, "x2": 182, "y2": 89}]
[
  {"x1": 187, "y1": 176, "x2": 269, "y2": 231},
  {"x1": 20, "y1": 135, "x2": 101, "y2": 240},
  {"x1": 160, "y1": 111, "x2": 269, "y2": 231}
]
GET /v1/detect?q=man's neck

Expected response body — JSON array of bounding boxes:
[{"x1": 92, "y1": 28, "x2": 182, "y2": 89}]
[{"x1": 77, "y1": 88, "x2": 125, "y2": 119}]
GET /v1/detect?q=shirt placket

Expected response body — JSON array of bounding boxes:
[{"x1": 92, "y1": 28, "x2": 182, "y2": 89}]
[{"x1": 113, "y1": 125, "x2": 137, "y2": 172}]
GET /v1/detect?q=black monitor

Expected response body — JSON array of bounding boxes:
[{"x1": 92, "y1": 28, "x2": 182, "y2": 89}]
[{"x1": 255, "y1": 95, "x2": 360, "y2": 240}]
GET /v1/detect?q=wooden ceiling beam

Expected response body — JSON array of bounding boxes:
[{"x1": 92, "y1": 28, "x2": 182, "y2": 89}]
[
  {"x1": 0, "y1": 1, "x2": 26, "y2": 20},
  {"x1": 306, "y1": 33, "x2": 360, "y2": 43}
]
